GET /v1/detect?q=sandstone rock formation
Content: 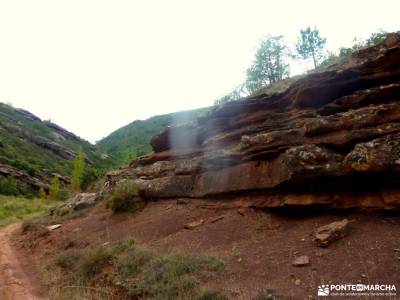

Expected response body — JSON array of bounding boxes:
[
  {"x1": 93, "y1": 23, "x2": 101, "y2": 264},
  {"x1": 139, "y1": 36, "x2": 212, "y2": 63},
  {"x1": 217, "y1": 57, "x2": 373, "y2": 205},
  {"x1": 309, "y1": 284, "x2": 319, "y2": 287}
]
[
  {"x1": 107, "y1": 33, "x2": 400, "y2": 209},
  {"x1": 0, "y1": 164, "x2": 49, "y2": 190},
  {"x1": 49, "y1": 193, "x2": 97, "y2": 216}
]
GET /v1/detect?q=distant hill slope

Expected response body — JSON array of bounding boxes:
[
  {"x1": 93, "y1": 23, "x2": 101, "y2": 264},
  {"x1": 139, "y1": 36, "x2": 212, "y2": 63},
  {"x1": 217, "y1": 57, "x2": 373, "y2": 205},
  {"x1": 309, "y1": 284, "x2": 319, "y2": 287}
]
[
  {"x1": 0, "y1": 102, "x2": 114, "y2": 197},
  {"x1": 97, "y1": 107, "x2": 210, "y2": 165}
]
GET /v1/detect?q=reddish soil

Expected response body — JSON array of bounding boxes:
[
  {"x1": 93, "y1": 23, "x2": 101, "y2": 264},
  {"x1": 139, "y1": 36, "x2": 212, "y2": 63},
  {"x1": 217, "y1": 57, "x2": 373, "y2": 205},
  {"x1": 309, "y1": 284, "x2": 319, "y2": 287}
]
[
  {"x1": 8, "y1": 200, "x2": 400, "y2": 299},
  {"x1": 0, "y1": 223, "x2": 48, "y2": 300}
]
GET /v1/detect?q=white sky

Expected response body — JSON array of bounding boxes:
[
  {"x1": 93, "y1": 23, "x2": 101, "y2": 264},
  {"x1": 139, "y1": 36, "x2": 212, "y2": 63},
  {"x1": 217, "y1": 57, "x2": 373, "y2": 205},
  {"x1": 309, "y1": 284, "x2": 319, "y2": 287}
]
[{"x1": 0, "y1": 0, "x2": 399, "y2": 143}]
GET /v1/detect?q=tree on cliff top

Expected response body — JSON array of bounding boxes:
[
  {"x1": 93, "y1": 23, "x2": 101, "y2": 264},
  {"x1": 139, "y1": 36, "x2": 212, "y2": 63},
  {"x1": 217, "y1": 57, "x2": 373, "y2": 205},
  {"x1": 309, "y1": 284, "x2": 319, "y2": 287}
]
[
  {"x1": 245, "y1": 35, "x2": 290, "y2": 94},
  {"x1": 296, "y1": 26, "x2": 326, "y2": 69}
]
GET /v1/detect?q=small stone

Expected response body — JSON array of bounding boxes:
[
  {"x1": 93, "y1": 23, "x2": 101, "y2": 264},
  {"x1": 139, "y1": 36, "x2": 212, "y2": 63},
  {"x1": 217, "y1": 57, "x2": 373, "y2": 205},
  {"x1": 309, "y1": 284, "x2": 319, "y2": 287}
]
[
  {"x1": 165, "y1": 204, "x2": 173, "y2": 210},
  {"x1": 315, "y1": 219, "x2": 349, "y2": 247},
  {"x1": 292, "y1": 255, "x2": 310, "y2": 267},
  {"x1": 176, "y1": 198, "x2": 189, "y2": 205},
  {"x1": 237, "y1": 258, "x2": 242, "y2": 263},
  {"x1": 210, "y1": 215, "x2": 225, "y2": 223},
  {"x1": 47, "y1": 224, "x2": 61, "y2": 231},
  {"x1": 361, "y1": 274, "x2": 367, "y2": 278},
  {"x1": 237, "y1": 208, "x2": 246, "y2": 216},
  {"x1": 295, "y1": 279, "x2": 301, "y2": 286},
  {"x1": 184, "y1": 219, "x2": 204, "y2": 229}
]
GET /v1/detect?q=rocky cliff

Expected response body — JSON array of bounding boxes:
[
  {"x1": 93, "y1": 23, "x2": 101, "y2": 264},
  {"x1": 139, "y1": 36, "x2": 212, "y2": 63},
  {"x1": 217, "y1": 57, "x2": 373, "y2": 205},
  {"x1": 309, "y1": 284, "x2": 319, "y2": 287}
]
[{"x1": 108, "y1": 33, "x2": 400, "y2": 209}]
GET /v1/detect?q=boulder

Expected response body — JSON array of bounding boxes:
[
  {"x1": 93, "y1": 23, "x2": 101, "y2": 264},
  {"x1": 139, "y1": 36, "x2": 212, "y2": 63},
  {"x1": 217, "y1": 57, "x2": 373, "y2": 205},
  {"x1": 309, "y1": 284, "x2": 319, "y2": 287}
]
[
  {"x1": 50, "y1": 193, "x2": 97, "y2": 216},
  {"x1": 315, "y1": 219, "x2": 349, "y2": 247}
]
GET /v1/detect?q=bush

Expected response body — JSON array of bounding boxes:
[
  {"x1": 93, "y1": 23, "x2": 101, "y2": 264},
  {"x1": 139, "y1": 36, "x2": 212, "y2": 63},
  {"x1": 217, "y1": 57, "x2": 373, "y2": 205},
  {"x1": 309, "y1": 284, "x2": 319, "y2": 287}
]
[
  {"x1": 199, "y1": 290, "x2": 229, "y2": 300},
  {"x1": 80, "y1": 248, "x2": 113, "y2": 279},
  {"x1": 106, "y1": 180, "x2": 145, "y2": 213},
  {"x1": 51, "y1": 240, "x2": 225, "y2": 300},
  {"x1": 0, "y1": 177, "x2": 19, "y2": 195},
  {"x1": 12, "y1": 159, "x2": 36, "y2": 176}
]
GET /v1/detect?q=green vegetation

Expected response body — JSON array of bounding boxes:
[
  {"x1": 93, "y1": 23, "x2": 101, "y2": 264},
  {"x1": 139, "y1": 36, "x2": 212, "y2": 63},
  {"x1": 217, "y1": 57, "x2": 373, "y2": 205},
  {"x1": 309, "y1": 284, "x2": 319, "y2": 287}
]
[
  {"x1": 296, "y1": 26, "x2": 326, "y2": 69},
  {"x1": 71, "y1": 147, "x2": 85, "y2": 191},
  {"x1": 214, "y1": 29, "x2": 395, "y2": 105},
  {"x1": 47, "y1": 239, "x2": 225, "y2": 299},
  {"x1": 246, "y1": 35, "x2": 290, "y2": 94},
  {"x1": 38, "y1": 186, "x2": 46, "y2": 199},
  {"x1": 49, "y1": 176, "x2": 61, "y2": 199},
  {"x1": 317, "y1": 30, "x2": 391, "y2": 70},
  {"x1": 106, "y1": 180, "x2": 144, "y2": 213},
  {"x1": 0, "y1": 177, "x2": 19, "y2": 196},
  {"x1": 0, "y1": 102, "x2": 115, "y2": 197},
  {"x1": 97, "y1": 107, "x2": 210, "y2": 166},
  {"x1": 0, "y1": 195, "x2": 60, "y2": 227}
]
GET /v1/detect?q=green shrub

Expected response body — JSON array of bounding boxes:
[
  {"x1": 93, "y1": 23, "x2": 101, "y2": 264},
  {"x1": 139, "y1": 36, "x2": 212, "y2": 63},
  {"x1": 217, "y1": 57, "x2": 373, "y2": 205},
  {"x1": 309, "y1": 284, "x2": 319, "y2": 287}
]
[
  {"x1": 0, "y1": 177, "x2": 19, "y2": 195},
  {"x1": 12, "y1": 159, "x2": 36, "y2": 176},
  {"x1": 51, "y1": 239, "x2": 226, "y2": 300},
  {"x1": 107, "y1": 180, "x2": 145, "y2": 213},
  {"x1": 56, "y1": 249, "x2": 83, "y2": 270},
  {"x1": 80, "y1": 248, "x2": 113, "y2": 280},
  {"x1": 199, "y1": 290, "x2": 229, "y2": 300}
]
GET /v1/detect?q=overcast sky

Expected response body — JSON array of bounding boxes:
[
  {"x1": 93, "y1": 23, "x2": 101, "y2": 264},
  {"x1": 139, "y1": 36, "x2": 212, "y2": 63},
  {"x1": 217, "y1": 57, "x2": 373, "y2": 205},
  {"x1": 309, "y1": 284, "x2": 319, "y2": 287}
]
[{"x1": 0, "y1": 0, "x2": 399, "y2": 143}]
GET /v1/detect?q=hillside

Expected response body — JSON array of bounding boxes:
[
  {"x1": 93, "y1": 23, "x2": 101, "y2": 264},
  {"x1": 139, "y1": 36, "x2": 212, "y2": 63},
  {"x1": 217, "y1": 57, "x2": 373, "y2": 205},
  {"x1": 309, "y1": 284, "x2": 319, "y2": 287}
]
[
  {"x1": 97, "y1": 107, "x2": 210, "y2": 166},
  {"x1": 5, "y1": 33, "x2": 400, "y2": 300},
  {"x1": 0, "y1": 103, "x2": 114, "y2": 197}
]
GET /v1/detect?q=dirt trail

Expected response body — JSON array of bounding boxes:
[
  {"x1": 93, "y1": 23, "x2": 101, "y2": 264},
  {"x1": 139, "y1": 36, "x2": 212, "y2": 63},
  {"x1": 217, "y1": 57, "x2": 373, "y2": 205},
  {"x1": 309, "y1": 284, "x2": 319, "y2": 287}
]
[{"x1": 0, "y1": 223, "x2": 48, "y2": 300}]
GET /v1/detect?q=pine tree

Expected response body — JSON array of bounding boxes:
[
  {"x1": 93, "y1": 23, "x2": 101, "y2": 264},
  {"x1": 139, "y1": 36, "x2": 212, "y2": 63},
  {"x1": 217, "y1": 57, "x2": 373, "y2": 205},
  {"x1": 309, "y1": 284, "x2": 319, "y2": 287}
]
[
  {"x1": 49, "y1": 176, "x2": 60, "y2": 199},
  {"x1": 71, "y1": 147, "x2": 85, "y2": 192},
  {"x1": 245, "y1": 35, "x2": 290, "y2": 94},
  {"x1": 296, "y1": 26, "x2": 326, "y2": 69}
]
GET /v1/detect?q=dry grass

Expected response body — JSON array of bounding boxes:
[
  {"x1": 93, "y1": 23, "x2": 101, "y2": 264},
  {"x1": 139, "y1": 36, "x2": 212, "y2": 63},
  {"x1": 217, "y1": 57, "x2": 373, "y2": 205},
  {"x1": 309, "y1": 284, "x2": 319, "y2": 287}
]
[{"x1": 43, "y1": 239, "x2": 226, "y2": 300}]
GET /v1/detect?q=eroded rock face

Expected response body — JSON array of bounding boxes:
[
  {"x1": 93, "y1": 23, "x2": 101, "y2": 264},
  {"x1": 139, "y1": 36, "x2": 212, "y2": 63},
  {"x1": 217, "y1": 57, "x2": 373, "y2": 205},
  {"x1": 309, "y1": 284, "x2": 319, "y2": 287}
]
[
  {"x1": 49, "y1": 193, "x2": 97, "y2": 216},
  {"x1": 109, "y1": 33, "x2": 400, "y2": 209},
  {"x1": 0, "y1": 163, "x2": 49, "y2": 190}
]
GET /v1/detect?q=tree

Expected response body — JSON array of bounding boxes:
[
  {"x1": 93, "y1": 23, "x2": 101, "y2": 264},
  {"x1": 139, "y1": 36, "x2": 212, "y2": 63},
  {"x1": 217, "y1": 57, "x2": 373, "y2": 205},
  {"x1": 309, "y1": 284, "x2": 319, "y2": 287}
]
[
  {"x1": 49, "y1": 176, "x2": 60, "y2": 199},
  {"x1": 71, "y1": 147, "x2": 85, "y2": 192},
  {"x1": 245, "y1": 35, "x2": 290, "y2": 94},
  {"x1": 365, "y1": 30, "x2": 388, "y2": 46},
  {"x1": 340, "y1": 30, "x2": 388, "y2": 58},
  {"x1": 38, "y1": 186, "x2": 46, "y2": 200},
  {"x1": 296, "y1": 26, "x2": 326, "y2": 69},
  {"x1": 214, "y1": 86, "x2": 244, "y2": 105}
]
